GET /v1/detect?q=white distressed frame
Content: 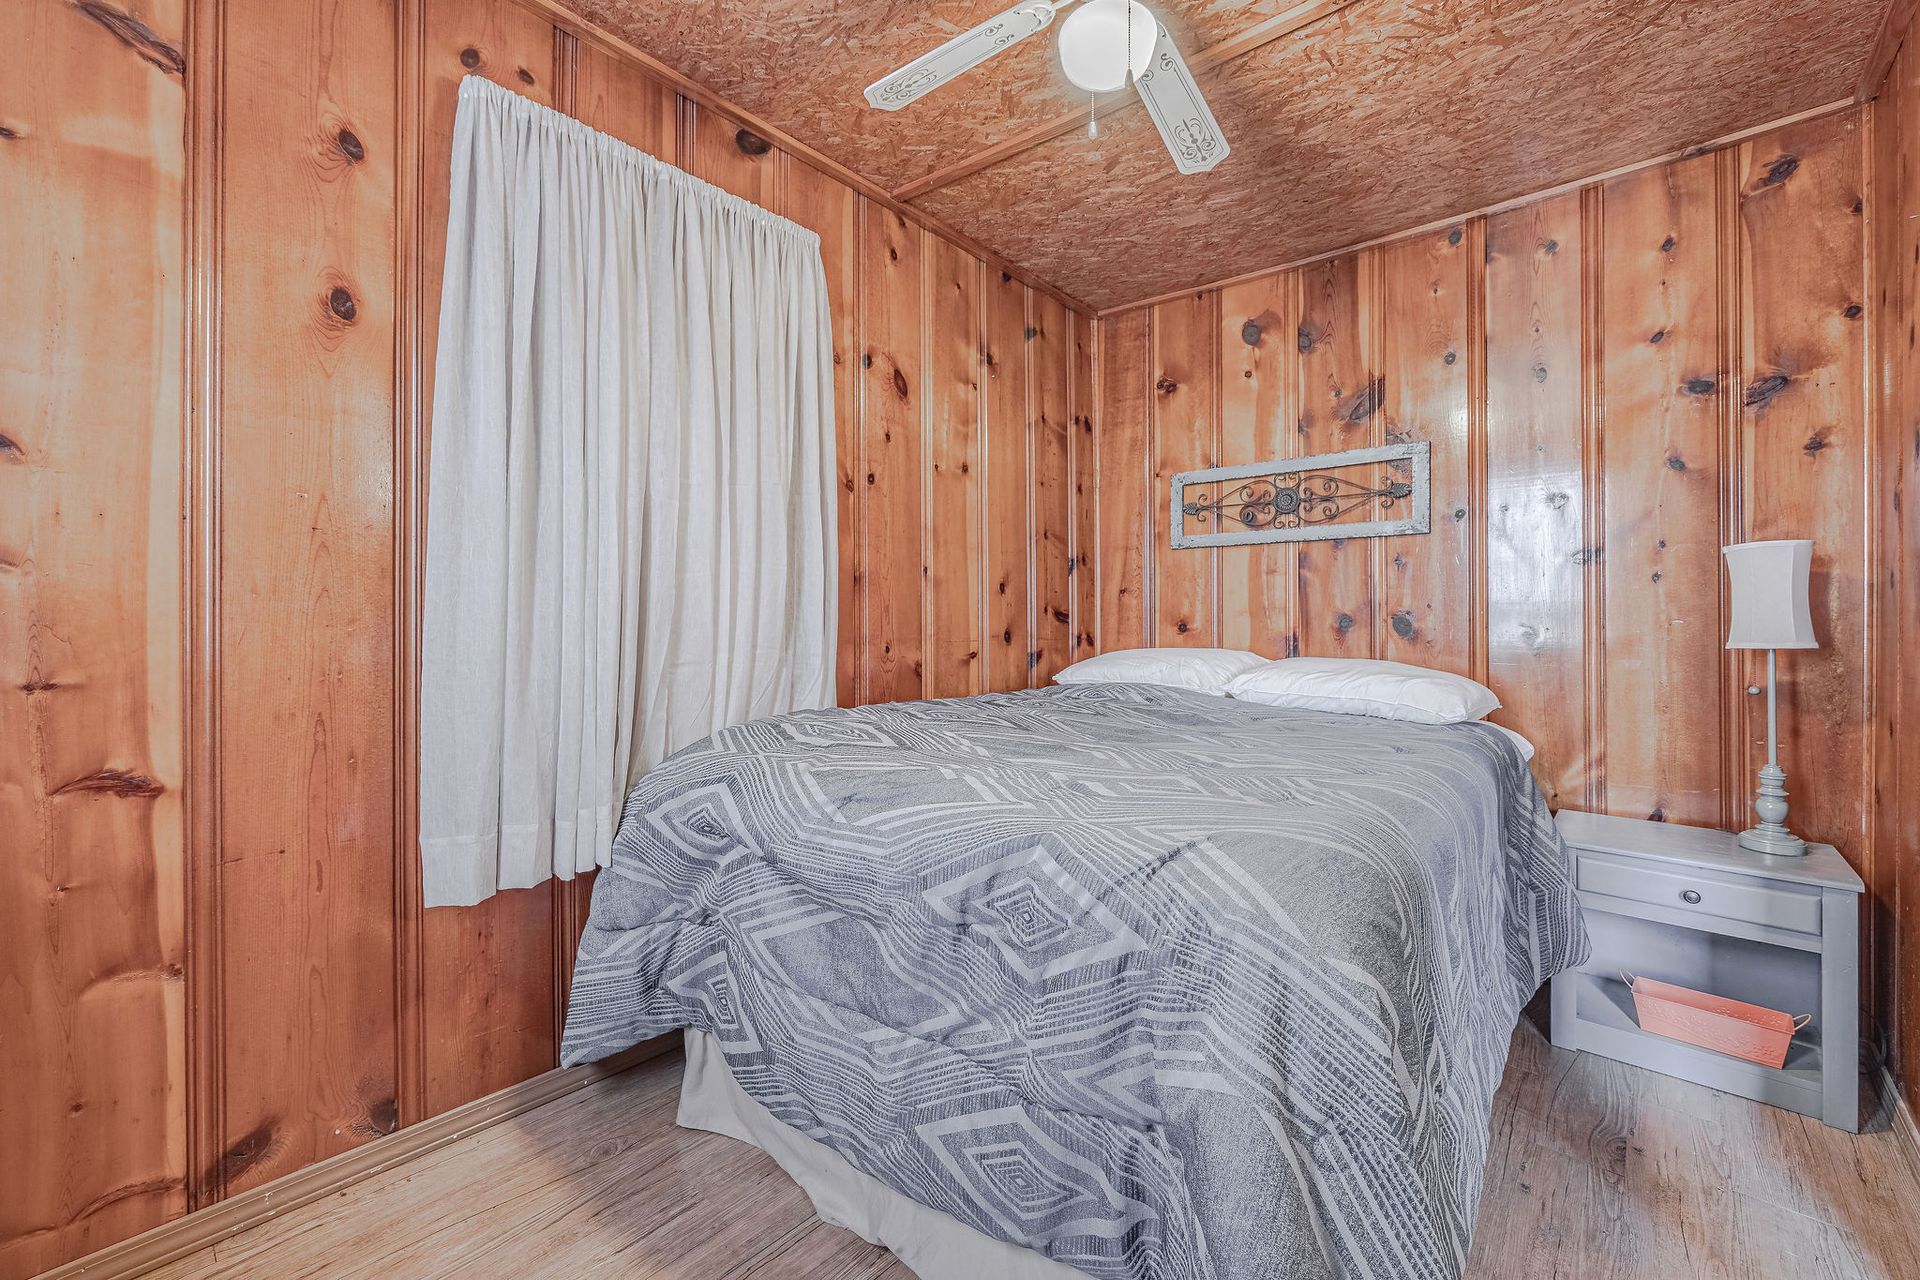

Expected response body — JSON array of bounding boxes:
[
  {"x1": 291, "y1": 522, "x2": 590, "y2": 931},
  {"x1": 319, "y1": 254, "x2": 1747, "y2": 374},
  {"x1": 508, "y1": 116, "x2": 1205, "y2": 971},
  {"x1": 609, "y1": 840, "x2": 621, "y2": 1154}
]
[{"x1": 1169, "y1": 441, "x2": 1431, "y2": 549}]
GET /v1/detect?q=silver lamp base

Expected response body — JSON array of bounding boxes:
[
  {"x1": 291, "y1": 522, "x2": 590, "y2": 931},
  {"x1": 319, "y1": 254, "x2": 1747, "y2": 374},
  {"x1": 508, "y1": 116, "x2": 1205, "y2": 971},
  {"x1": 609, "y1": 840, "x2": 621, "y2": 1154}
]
[{"x1": 1739, "y1": 760, "x2": 1807, "y2": 857}]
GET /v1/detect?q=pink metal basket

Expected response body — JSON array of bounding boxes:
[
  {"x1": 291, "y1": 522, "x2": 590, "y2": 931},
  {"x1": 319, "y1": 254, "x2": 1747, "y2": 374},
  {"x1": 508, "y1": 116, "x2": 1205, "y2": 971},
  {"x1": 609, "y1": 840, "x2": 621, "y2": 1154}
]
[{"x1": 1622, "y1": 972, "x2": 1810, "y2": 1070}]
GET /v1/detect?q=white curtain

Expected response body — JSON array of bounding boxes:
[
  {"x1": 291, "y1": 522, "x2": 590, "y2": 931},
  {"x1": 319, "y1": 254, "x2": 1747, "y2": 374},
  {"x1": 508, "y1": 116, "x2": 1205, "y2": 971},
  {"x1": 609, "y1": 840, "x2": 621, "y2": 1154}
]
[{"x1": 420, "y1": 76, "x2": 836, "y2": 908}]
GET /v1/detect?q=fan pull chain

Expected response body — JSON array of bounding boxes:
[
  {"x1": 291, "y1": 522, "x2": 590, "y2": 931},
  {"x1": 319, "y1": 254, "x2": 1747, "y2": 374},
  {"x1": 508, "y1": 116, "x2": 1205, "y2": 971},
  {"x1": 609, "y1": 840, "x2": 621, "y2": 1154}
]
[{"x1": 1089, "y1": 91, "x2": 1097, "y2": 139}]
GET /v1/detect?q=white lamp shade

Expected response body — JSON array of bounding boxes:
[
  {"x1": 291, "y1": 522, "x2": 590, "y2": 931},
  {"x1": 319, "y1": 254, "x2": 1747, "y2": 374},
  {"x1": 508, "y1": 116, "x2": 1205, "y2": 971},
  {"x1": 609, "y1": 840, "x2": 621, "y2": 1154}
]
[
  {"x1": 1058, "y1": 0, "x2": 1157, "y2": 93},
  {"x1": 1722, "y1": 539, "x2": 1818, "y2": 650}
]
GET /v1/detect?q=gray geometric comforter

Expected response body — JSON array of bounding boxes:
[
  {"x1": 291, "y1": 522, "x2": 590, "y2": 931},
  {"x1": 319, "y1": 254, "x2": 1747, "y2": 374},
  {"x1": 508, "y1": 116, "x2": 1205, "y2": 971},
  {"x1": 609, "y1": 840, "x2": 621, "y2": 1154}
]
[{"x1": 560, "y1": 683, "x2": 1587, "y2": 1280}]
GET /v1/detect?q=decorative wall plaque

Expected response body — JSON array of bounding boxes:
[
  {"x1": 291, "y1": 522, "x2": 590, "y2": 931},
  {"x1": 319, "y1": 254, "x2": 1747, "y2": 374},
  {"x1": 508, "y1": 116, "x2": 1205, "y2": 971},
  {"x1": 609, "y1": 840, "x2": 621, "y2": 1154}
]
[{"x1": 1170, "y1": 442, "x2": 1430, "y2": 548}]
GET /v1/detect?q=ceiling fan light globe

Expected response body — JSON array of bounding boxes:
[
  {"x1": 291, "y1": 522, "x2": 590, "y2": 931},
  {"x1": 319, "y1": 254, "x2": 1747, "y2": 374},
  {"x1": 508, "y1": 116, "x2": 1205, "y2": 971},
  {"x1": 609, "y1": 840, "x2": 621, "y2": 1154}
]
[{"x1": 1058, "y1": 0, "x2": 1157, "y2": 94}]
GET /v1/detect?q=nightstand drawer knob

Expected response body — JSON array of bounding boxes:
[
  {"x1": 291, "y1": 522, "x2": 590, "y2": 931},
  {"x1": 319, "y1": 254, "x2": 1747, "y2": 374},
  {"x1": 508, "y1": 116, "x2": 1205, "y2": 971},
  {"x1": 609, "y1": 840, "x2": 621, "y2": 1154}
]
[{"x1": 1680, "y1": 889, "x2": 1703, "y2": 905}]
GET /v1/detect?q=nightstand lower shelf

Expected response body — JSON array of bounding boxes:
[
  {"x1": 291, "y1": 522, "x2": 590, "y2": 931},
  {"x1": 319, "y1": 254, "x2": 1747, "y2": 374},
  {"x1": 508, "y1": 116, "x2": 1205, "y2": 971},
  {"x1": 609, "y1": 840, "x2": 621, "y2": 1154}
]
[{"x1": 1553, "y1": 971, "x2": 1825, "y2": 1117}]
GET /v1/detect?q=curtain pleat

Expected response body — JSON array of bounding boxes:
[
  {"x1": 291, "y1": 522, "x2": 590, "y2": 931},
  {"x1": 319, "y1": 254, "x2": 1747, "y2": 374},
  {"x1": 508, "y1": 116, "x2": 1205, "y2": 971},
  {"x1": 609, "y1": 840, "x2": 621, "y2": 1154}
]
[{"x1": 420, "y1": 76, "x2": 837, "y2": 908}]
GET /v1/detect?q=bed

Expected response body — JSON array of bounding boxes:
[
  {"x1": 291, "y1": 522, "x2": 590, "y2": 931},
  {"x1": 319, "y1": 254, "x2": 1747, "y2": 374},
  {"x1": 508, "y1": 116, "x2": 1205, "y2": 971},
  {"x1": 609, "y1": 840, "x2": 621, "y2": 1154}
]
[{"x1": 560, "y1": 682, "x2": 1587, "y2": 1280}]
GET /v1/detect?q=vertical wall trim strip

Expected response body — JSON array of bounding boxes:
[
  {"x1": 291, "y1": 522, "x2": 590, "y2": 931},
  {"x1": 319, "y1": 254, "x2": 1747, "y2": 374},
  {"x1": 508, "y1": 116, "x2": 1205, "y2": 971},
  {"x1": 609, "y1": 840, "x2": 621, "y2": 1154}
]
[
  {"x1": 1859, "y1": 105, "x2": 1884, "y2": 1040},
  {"x1": 1716, "y1": 146, "x2": 1748, "y2": 832},
  {"x1": 548, "y1": 24, "x2": 583, "y2": 1047},
  {"x1": 1365, "y1": 249, "x2": 1386, "y2": 661},
  {"x1": 184, "y1": 0, "x2": 228, "y2": 1213},
  {"x1": 1142, "y1": 305, "x2": 1158, "y2": 644},
  {"x1": 391, "y1": 0, "x2": 428, "y2": 1130},
  {"x1": 1581, "y1": 185, "x2": 1608, "y2": 815},
  {"x1": 978, "y1": 256, "x2": 992, "y2": 682},
  {"x1": 1466, "y1": 217, "x2": 1490, "y2": 686},
  {"x1": 1023, "y1": 284, "x2": 1039, "y2": 684},
  {"x1": 856, "y1": 197, "x2": 872, "y2": 706},
  {"x1": 1091, "y1": 316, "x2": 1105, "y2": 651},
  {"x1": 921, "y1": 226, "x2": 936, "y2": 693}
]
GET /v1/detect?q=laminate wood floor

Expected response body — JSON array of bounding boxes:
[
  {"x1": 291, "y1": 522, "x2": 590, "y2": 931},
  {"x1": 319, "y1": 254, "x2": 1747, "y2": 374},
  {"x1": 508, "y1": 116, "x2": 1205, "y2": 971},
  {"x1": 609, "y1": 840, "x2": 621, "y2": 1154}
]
[{"x1": 146, "y1": 1006, "x2": 1920, "y2": 1280}]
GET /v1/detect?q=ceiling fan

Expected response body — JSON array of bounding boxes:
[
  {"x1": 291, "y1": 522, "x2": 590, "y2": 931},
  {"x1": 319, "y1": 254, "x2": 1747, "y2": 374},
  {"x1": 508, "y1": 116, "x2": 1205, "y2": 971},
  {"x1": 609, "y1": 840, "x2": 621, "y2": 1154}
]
[{"x1": 862, "y1": 0, "x2": 1229, "y2": 175}]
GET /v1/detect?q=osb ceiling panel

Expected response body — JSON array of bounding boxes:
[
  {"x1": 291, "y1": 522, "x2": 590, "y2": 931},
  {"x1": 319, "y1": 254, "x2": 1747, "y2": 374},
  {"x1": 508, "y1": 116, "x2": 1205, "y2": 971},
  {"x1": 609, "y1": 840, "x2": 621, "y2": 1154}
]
[
  {"x1": 555, "y1": 0, "x2": 1883, "y2": 310},
  {"x1": 558, "y1": 0, "x2": 1293, "y2": 184}
]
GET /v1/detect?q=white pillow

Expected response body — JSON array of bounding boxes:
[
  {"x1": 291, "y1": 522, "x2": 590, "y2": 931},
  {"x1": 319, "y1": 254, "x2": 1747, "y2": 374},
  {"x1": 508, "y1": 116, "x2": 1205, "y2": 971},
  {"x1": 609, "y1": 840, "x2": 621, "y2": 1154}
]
[
  {"x1": 1483, "y1": 722, "x2": 1536, "y2": 761},
  {"x1": 1224, "y1": 657, "x2": 1500, "y2": 725},
  {"x1": 1054, "y1": 647, "x2": 1268, "y2": 695}
]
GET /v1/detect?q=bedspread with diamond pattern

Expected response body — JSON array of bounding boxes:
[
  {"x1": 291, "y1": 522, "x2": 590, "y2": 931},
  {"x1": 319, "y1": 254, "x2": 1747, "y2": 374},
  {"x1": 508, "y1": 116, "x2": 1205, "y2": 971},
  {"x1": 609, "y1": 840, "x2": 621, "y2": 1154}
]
[{"x1": 560, "y1": 683, "x2": 1585, "y2": 1280}]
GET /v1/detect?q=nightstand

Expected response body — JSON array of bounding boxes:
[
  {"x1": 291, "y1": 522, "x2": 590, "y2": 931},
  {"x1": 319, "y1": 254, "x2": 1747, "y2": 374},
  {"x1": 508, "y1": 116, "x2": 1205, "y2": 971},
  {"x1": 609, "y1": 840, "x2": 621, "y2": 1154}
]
[{"x1": 1549, "y1": 810, "x2": 1865, "y2": 1131}]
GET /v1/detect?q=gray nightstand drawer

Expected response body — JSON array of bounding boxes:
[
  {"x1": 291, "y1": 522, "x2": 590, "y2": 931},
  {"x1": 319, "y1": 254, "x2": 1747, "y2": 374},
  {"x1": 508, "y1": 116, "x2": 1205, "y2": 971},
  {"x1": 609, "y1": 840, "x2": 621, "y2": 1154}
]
[{"x1": 1575, "y1": 852, "x2": 1822, "y2": 935}]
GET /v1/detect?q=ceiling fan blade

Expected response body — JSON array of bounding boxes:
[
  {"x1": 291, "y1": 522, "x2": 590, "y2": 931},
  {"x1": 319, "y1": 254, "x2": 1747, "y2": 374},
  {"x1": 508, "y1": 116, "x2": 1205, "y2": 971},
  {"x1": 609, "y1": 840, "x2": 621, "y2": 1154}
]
[
  {"x1": 864, "y1": 2, "x2": 1057, "y2": 111},
  {"x1": 1132, "y1": 22, "x2": 1230, "y2": 174}
]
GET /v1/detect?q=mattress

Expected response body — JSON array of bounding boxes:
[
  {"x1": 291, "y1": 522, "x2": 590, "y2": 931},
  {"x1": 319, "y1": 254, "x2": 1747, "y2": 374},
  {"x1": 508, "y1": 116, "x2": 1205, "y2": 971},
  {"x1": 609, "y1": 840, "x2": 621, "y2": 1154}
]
[{"x1": 561, "y1": 683, "x2": 1587, "y2": 1279}]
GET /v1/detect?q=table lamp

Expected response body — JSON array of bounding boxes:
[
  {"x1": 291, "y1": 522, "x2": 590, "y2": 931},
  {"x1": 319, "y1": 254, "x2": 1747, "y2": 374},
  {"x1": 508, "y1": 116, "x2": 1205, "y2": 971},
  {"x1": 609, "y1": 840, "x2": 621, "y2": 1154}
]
[{"x1": 1722, "y1": 539, "x2": 1818, "y2": 856}]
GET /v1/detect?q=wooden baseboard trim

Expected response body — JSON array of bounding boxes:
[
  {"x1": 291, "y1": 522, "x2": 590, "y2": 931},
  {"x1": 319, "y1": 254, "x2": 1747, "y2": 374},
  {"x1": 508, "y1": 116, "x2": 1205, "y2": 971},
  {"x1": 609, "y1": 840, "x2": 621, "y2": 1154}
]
[
  {"x1": 37, "y1": 1035, "x2": 678, "y2": 1280},
  {"x1": 1884, "y1": 1067, "x2": 1920, "y2": 1167}
]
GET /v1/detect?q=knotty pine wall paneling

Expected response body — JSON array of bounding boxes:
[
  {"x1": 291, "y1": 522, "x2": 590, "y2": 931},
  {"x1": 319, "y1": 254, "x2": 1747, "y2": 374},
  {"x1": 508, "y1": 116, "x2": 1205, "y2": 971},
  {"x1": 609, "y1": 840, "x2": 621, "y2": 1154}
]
[
  {"x1": 983, "y1": 269, "x2": 1034, "y2": 692},
  {"x1": 1093, "y1": 102, "x2": 1899, "y2": 1083},
  {"x1": 1869, "y1": 23, "x2": 1920, "y2": 1119},
  {"x1": 1377, "y1": 227, "x2": 1476, "y2": 676},
  {"x1": 1094, "y1": 308, "x2": 1151, "y2": 652},
  {"x1": 1216, "y1": 271, "x2": 1301, "y2": 657},
  {"x1": 857, "y1": 203, "x2": 927, "y2": 705},
  {"x1": 0, "y1": 1, "x2": 188, "y2": 1272},
  {"x1": 4, "y1": 0, "x2": 1093, "y2": 1272},
  {"x1": 1071, "y1": 314, "x2": 1098, "y2": 660},
  {"x1": 1483, "y1": 193, "x2": 1592, "y2": 812},
  {"x1": 216, "y1": 0, "x2": 403, "y2": 1194},
  {"x1": 1031, "y1": 293, "x2": 1074, "y2": 685},
  {"x1": 925, "y1": 235, "x2": 986, "y2": 700},
  {"x1": 1150, "y1": 292, "x2": 1219, "y2": 647},
  {"x1": 1296, "y1": 256, "x2": 1380, "y2": 660}
]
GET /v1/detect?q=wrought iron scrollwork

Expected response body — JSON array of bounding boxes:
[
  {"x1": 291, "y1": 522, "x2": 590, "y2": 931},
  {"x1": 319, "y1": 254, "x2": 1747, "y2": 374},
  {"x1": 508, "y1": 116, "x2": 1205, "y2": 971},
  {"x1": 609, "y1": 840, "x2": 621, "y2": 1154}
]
[{"x1": 1170, "y1": 442, "x2": 1430, "y2": 548}]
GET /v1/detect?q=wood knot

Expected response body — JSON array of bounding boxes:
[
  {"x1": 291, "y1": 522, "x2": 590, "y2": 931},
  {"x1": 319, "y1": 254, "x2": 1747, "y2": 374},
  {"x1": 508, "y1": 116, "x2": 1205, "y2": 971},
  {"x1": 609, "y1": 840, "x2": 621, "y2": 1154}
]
[
  {"x1": 1681, "y1": 376, "x2": 1715, "y2": 396},
  {"x1": 1665, "y1": 453, "x2": 1686, "y2": 471},
  {"x1": 75, "y1": 0, "x2": 186, "y2": 76},
  {"x1": 1660, "y1": 235, "x2": 1677, "y2": 254},
  {"x1": 734, "y1": 128, "x2": 772, "y2": 157},
  {"x1": 327, "y1": 286, "x2": 358, "y2": 323},
  {"x1": 1443, "y1": 350, "x2": 1457, "y2": 365},
  {"x1": 1761, "y1": 154, "x2": 1800, "y2": 187},
  {"x1": 1155, "y1": 375, "x2": 1178, "y2": 396},
  {"x1": 1447, "y1": 225, "x2": 1463, "y2": 247},
  {"x1": 1024, "y1": 326, "x2": 1038, "y2": 341},
  {"x1": 1744, "y1": 373, "x2": 1791, "y2": 408},
  {"x1": 336, "y1": 129, "x2": 365, "y2": 162},
  {"x1": 459, "y1": 46, "x2": 481, "y2": 68},
  {"x1": 1390, "y1": 611, "x2": 1415, "y2": 639},
  {"x1": 1573, "y1": 546, "x2": 1603, "y2": 566},
  {"x1": 1241, "y1": 319, "x2": 1263, "y2": 346},
  {"x1": 52, "y1": 768, "x2": 163, "y2": 799},
  {"x1": 1342, "y1": 375, "x2": 1383, "y2": 425},
  {"x1": 1804, "y1": 429, "x2": 1831, "y2": 456},
  {"x1": 1649, "y1": 328, "x2": 1668, "y2": 345},
  {"x1": 516, "y1": 67, "x2": 535, "y2": 85},
  {"x1": 1532, "y1": 362, "x2": 1549, "y2": 384},
  {"x1": 1844, "y1": 303, "x2": 1863, "y2": 320},
  {"x1": 861, "y1": 353, "x2": 873, "y2": 368},
  {"x1": 1542, "y1": 238, "x2": 1560, "y2": 256},
  {"x1": 1334, "y1": 613, "x2": 1355, "y2": 634},
  {"x1": 1176, "y1": 620, "x2": 1190, "y2": 634},
  {"x1": 0, "y1": 432, "x2": 24, "y2": 463},
  {"x1": 0, "y1": 124, "x2": 20, "y2": 141},
  {"x1": 1296, "y1": 322, "x2": 1324, "y2": 354},
  {"x1": 891, "y1": 367, "x2": 909, "y2": 400}
]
